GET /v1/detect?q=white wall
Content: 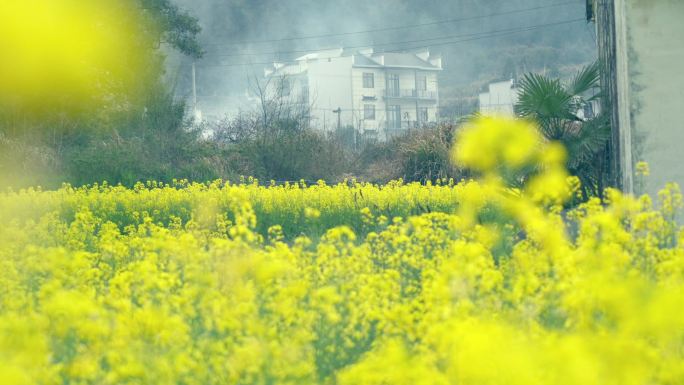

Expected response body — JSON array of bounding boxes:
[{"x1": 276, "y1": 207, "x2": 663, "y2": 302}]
[
  {"x1": 479, "y1": 80, "x2": 518, "y2": 116},
  {"x1": 617, "y1": 0, "x2": 684, "y2": 196},
  {"x1": 307, "y1": 57, "x2": 355, "y2": 131},
  {"x1": 263, "y1": 63, "x2": 309, "y2": 107}
]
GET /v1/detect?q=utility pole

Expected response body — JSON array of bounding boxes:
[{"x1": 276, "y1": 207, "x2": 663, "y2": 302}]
[
  {"x1": 192, "y1": 62, "x2": 198, "y2": 120},
  {"x1": 333, "y1": 107, "x2": 342, "y2": 132}
]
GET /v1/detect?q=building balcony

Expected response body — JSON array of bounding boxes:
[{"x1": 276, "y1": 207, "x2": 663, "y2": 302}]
[
  {"x1": 384, "y1": 89, "x2": 437, "y2": 100},
  {"x1": 385, "y1": 120, "x2": 437, "y2": 131}
]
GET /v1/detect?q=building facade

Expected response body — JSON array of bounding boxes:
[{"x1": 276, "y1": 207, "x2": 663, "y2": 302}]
[
  {"x1": 264, "y1": 48, "x2": 442, "y2": 141},
  {"x1": 478, "y1": 79, "x2": 518, "y2": 116},
  {"x1": 589, "y1": 0, "x2": 684, "y2": 196}
]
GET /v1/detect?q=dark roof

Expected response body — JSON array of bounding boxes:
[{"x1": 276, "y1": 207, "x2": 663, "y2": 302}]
[
  {"x1": 374, "y1": 53, "x2": 439, "y2": 69},
  {"x1": 353, "y1": 55, "x2": 381, "y2": 66},
  {"x1": 352, "y1": 51, "x2": 441, "y2": 70}
]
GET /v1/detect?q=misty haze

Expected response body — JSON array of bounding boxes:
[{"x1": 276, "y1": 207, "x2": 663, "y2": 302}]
[
  {"x1": 3, "y1": 1, "x2": 684, "y2": 384},
  {"x1": 172, "y1": 0, "x2": 595, "y2": 122}
]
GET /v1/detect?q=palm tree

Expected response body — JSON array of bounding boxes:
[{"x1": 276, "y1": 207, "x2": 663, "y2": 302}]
[{"x1": 515, "y1": 62, "x2": 610, "y2": 200}]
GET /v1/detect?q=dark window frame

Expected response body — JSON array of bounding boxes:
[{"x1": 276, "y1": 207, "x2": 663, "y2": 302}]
[
  {"x1": 418, "y1": 107, "x2": 429, "y2": 122},
  {"x1": 364, "y1": 104, "x2": 376, "y2": 120},
  {"x1": 416, "y1": 74, "x2": 427, "y2": 91},
  {"x1": 387, "y1": 74, "x2": 400, "y2": 97},
  {"x1": 363, "y1": 73, "x2": 375, "y2": 88},
  {"x1": 280, "y1": 78, "x2": 291, "y2": 97},
  {"x1": 388, "y1": 104, "x2": 401, "y2": 128}
]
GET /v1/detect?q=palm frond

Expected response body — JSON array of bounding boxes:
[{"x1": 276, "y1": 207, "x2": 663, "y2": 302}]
[
  {"x1": 568, "y1": 61, "x2": 600, "y2": 97},
  {"x1": 515, "y1": 73, "x2": 574, "y2": 122},
  {"x1": 514, "y1": 64, "x2": 611, "y2": 200},
  {"x1": 564, "y1": 113, "x2": 610, "y2": 169}
]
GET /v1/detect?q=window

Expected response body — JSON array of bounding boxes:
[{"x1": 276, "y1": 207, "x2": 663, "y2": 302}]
[
  {"x1": 416, "y1": 75, "x2": 427, "y2": 91},
  {"x1": 583, "y1": 103, "x2": 595, "y2": 119},
  {"x1": 363, "y1": 73, "x2": 374, "y2": 88},
  {"x1": 418, "y1": 107, "x2": 429, "y2": 123},
  {"x1": 388, "y1": 105, "x2": 401, "y2": 128},
  {"x1": 280, "y1": 78, "x2": 290, "y2": 97},
  {"x1": 364, "y1": 104, "x2": 376, "y2": 120},
  {"x1": 301, "y1": 87, "x2": 309, "y2": 103},
  {"x1": 387, "y1": 74, "x2": 400, "y2": 97}
]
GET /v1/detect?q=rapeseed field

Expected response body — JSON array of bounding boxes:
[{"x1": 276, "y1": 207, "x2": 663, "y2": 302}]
[{"x1": 1, "y1": 118, "x2": 682, "y2": 385}]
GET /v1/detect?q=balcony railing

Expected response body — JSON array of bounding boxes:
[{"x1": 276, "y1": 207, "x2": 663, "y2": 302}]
[
  {"x1": 384, "y1": 89, "x2": 437, "y2": 100},
  {"x1": 385, "y1": 120, "x2": 437, "y2": 130}
]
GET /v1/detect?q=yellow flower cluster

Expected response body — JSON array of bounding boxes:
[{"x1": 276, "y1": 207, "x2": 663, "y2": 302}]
[
  {"x1": 1, "y1": 117, "x2": 683, "y2": 385},
  {"x1": 0, "y1": 177, "x2": 464, "y2": 242}
]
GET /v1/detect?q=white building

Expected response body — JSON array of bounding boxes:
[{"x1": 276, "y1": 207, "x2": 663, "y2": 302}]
[
  {"x1": 478, "y1": 79, "x2": 518, "y2": 116},
  {"x1": 263, "y1": 48, "x2": 442, "y2": 140}
]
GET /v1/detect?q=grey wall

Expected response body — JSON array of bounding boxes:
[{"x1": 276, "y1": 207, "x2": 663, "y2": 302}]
[{"x1": 618, "y1": 0, "x2": 684, "y2": 196}]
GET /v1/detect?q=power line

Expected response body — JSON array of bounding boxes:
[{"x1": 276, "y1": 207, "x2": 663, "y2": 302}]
[
  {"x1": 584, "y1": 21, "x2": 597, "y2": 45},
  {"x1": 205, "y1": 18, "x2": 584, "y2": 59},
  {"x1": 206, "y1": 17, "x2": 582, "y2": 59},
  {"x1": 197, "y1": 18, "x2": 585, "y2": 68},
  {"x1": 400, "y1": 18, "x2": 584, "y2": 49},
  {"x1": 204, "y1": 1, "x2": 581, "y2": 47}
]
